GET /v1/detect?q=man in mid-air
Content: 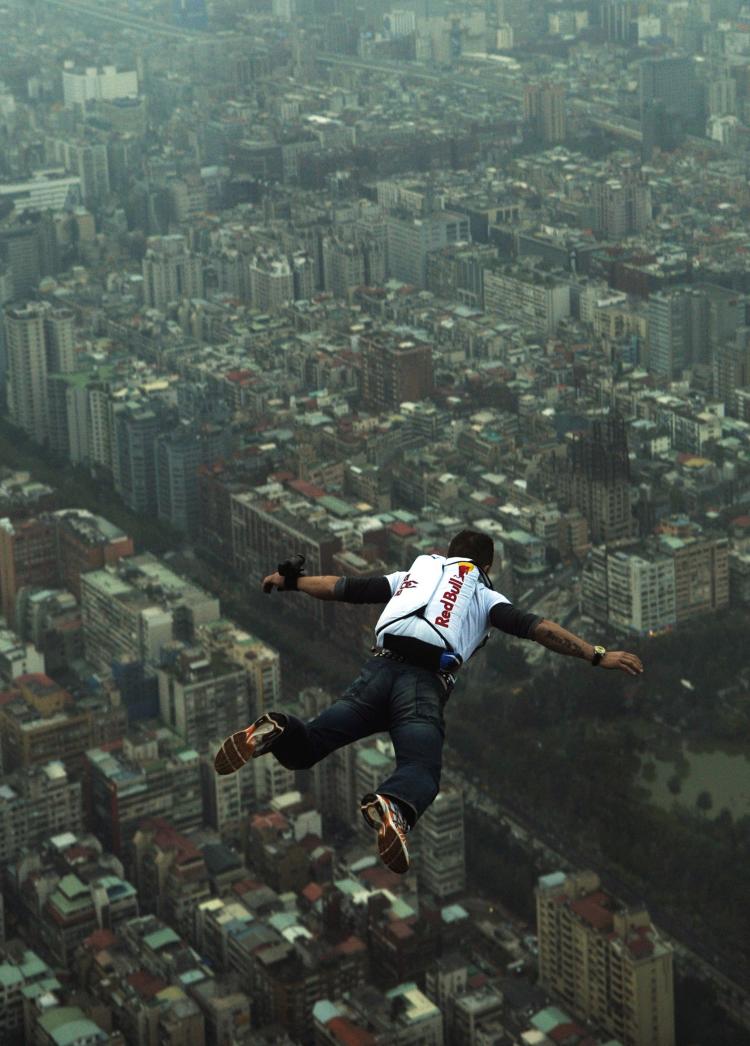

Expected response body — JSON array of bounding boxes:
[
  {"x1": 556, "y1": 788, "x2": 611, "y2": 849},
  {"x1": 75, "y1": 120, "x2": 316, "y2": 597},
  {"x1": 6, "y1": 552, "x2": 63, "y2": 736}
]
[{"x1": 215, "y1": 529, "x2": 643, "y2": 874}]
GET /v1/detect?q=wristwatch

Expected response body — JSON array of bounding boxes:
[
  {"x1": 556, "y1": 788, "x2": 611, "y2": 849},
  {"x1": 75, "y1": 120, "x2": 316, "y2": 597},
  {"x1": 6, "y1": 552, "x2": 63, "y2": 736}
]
[{"x1": 591, "y1": 645, "x2": 606, "y2": 667}]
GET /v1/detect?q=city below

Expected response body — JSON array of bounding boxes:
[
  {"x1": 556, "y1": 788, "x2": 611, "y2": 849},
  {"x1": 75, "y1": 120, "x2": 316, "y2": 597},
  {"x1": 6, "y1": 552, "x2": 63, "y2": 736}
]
[{"x1": 0, "y1": 1, "x2": 750, "y2": 1045}]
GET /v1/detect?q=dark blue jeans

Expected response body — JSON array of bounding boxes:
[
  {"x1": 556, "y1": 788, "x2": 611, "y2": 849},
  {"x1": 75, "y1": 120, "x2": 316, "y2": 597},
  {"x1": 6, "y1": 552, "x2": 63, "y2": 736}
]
[{"x1": 268, "y1": 656, "x2": 452, "y2": 826}]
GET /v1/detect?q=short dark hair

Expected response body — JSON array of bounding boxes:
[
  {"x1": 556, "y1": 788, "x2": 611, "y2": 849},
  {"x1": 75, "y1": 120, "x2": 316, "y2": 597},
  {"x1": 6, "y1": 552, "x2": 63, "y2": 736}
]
[{"x1": 447, "y1": 529, "x2": 494, "y2": 568}]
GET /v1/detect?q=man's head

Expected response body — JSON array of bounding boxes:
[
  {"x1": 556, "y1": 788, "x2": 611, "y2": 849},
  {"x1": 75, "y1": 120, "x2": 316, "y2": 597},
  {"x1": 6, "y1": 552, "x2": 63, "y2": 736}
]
[{"x1": 447, "y1": 529, "x2": 494, "y2": 573}]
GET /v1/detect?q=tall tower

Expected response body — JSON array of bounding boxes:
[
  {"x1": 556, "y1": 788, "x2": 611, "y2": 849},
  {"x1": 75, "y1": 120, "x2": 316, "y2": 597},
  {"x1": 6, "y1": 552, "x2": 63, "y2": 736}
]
[
  {"x1": 536, "y1": 870, "x2": 675, "y2": 1046},
  {"x1": 361, "y1": 332, "x2": 434, "y2": 411},
  {"x1": 4, "y1": 304, "x2": 49, "y2": 442},
  {"x1": 43, "y1": 307, "x2": 76, "y2": 374},
  {"x1": 524, "y1": 82, "x2": 567, "y2": 143},
  {"x1": 417, "y1": 788, "x2": 465, "y2": 898},
  {"x1": 562, "y1": 415, "x2": 633, "y2": 544},
  {"x1": 142, "y1": 235, "x2": 204, "y2": 309}
]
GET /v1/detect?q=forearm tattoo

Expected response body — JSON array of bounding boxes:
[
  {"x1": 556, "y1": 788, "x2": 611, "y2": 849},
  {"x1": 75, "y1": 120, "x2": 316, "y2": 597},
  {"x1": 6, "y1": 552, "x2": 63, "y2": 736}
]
[{"x1": 536, "y1": 626, "x2": 588, "y2": 660}]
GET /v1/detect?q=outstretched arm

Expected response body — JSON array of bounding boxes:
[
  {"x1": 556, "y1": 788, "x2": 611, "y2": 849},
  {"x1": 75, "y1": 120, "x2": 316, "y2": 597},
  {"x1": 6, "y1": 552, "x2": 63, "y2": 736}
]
[
  {"x1": 531, "y1": 618, "x2": 644, "y2": 676},
  {"x1": 262, "y1": 572, "x2": 340, "y2": 600},
  {"x1": 261, "y1": 573, "x2": 393, "y2": 603}
]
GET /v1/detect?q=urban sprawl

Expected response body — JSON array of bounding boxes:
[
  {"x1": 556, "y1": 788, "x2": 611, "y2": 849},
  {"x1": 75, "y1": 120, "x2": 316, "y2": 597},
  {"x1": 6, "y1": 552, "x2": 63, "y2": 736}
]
[{"x1": 0, "y1": 1, "x2": 749, "y2": 1044}]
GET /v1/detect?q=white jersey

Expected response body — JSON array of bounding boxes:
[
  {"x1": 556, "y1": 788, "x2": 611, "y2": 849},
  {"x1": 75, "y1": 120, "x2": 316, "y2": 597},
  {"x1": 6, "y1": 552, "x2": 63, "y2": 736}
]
[{"x1": 375, "y1": 554, "x2": 511, "y2": 664}]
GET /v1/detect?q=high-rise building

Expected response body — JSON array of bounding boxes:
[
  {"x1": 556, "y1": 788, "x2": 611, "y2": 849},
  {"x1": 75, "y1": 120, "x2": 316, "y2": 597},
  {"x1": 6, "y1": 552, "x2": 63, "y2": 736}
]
[
  {"x1": 640, "y1": 55, "x2": 703, "y2": 156},
  {"x1": 132, "y1": 820, "x2": 210, "y2": 945},
  {"x1": 4, "y1": 304, "x2": 48, "y2": 442},
  {"x1": 707, "y1": 76, "x2": 737, "y2": 117},
  {"x1": 593, "y1": 172, "x2": 652, "y2": 238},
  {"x1": 53, "y1": 508, "x2": 134, "y2": 600},
  {"x1": 323, "y1": 236, "x2": 367, "y2": 300},
  {"x1": 0, "y1": 673, "x2": 125, "y2": 773},
  {"x1": 561, "y1": 416, "x2": 633, "y2": 544},
  {"x1": 536, "y1": 869, "x2": 675, "y2": 1046},
  {"x1": 714, "y1": 334, "x2": 750, "y2": 410},
  {"x1": 606, "y1": 546, "x2": 676, "y2": 635},
  {"x1": 483, "y1": 263, "x2": 571, "y2": 335},
  {"x1": 0, "y1": 516, "x2": 57, "y2": 625},
  {"x1": 142, "y1": 235, "x2": 204, "y2": 309},
  {"x1": 80, "y1": 553, "x2": 220, "y2": 672},
  {"x1": 157, "y1": 645, "x2": 250, "y2": 751},
  {"x1": 523, "y1": 82, "x2": 567, "y2": 142},
  {"x1": 361, "y1": 331, "x2": 434, "y2": 411},
  {"x1": 198, "y1": 619, "x2": 281, "y2": 716},
  {"x1": 0, "y1": 509, "x2": 131, "y2": 626},
  {"x1": 384, "y1": 10, "x2": 417, "y2": 37},
  {"x1": 417, "y1": 788, "x2": 465, "y2": 899},
  {"x1": 386, "y1": 211, "x2": 470, "y2": 287},
  {"x1": 0, "y1": 761, "x2": 82, "y2": 863},
  {"x1": 61, "y1": 63, "x2": 138, "y2": 107},
  {"x1": 665, "y1": 533, "x2": 729, "y2": 623},
  {"x1": 0, "y1": 173, "x2": 81, "y2": 218},
  {"x1": 72, "y1": 141, "x2": 110, "y2": 205},
  {"x1": 85, "y1": 732, "x2": 203, "y2": 856},
  {"x1": 230, "y1": 485, "x2": 342, "y2": 630},
  {"x1": 646, "y1": 289, "x2": 699, "y2": 379},
  {"x1": 599, "y1": 0, "x2": 637, "y2": 43},
  {"x1": 248, "y1": 253, "x2": 295, "y2": 312},
  {"x1": 42, "y1": 307, "x2": 76, "y2": 373},
  {"x1": 112, "y1": 404, "x2": 162, "y2": 514},
  {"x1": 156, "y1": 422, "x2": 231, "y2": 536}
]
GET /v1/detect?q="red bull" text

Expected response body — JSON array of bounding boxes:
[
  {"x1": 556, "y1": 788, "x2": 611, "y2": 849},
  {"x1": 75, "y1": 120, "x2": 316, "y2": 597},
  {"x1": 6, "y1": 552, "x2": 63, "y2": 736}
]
[{"x1": 434, "y1": 563, "x2": 473, "y2": 627}]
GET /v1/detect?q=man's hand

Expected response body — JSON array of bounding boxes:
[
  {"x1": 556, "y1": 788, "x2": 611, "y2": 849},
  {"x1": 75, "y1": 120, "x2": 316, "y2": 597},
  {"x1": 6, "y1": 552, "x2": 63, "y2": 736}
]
[
  {"x1": 601, "y1": 651, "x2": 644, "y2": 676},
  {"x1": 262, "y1": 572, "x2": 285, "y2": 593},
  {"x1": 261, "y1": 572, "x2": 341, "y2": 599}
]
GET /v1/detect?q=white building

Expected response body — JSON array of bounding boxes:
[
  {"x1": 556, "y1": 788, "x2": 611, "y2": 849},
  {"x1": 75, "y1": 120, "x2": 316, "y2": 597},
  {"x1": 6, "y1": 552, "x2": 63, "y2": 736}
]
[
  {"x1": 142, "y1": 235, "x2": 204, "y2": 309},
  {"x1": 417, "y1": 788, "x2": 466, "y2": 899},
  {"x1": 80, "y1": 555, "x2": 220, "y2": 672},
  {"x1": 384, "y1": 10, "x2": 417, "y2": 37},
  {"x1": 62, "y1": 64, "x2": 138, "y2": 107},
  {"x1": 484, "y1": 265, "x2": 571, "y2": 335},
  {"x1": 248, "y1": 254, "x2": 295, "y2": 312},
  {"x1": 387, "y1": 211, "x2": 470, "y2": 287},
  {"x1": 0, "y1": 170, "x2": 81, "y2": 215},
  {"x1": 0, "y1": 763, "x2": 82, "y2": 864},
  {"x1": 607, "y1": 549, "x2": 676, "y2": 635}
]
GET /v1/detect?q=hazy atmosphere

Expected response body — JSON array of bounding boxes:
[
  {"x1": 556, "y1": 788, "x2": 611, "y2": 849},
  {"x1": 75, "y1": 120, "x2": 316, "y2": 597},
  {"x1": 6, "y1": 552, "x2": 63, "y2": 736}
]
[{"x1": 0, "y1": 1, "x2": 749, "y2": 1044}]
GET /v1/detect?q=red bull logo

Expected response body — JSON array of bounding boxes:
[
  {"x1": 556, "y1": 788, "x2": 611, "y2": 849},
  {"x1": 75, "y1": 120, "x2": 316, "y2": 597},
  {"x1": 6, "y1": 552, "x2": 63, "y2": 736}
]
[{"x1": 434, "y1": 563, "x2": 474, "y2": 627}]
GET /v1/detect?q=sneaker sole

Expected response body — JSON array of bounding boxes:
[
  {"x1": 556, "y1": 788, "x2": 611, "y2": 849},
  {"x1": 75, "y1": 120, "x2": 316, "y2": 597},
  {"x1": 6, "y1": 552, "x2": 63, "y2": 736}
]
[
  {"x1": 364, "y1": 796, "x2": 410, "y2": 874},
  {"x1": 213, "y1": 719, "x2": 281, "y2": 776}
]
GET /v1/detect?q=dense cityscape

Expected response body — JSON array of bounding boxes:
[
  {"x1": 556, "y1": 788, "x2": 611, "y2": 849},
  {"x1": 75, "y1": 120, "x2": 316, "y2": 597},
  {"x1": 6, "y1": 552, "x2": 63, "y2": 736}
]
[{"x1": 1, "y1": 0, "x2": 750, "y2": 1044}]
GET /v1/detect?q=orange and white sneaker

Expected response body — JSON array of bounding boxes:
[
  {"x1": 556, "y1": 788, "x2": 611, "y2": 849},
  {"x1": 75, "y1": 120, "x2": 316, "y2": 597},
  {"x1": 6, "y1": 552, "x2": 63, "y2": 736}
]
[
  {"x1": 214, "y1": 713, "x2": 285, "y2": 776},
  {"x1": 360, "y1": 792, "x2": 411, "y2": 874}
]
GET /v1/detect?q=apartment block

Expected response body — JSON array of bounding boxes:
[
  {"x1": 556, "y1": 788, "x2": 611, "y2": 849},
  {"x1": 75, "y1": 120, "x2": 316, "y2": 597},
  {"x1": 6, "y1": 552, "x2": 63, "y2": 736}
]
[
  {"x1": 0, "y1": 761, "x2": 82, "y2": 863},
  {"x1": 536, "y1": 870, "x2": 674, "y2": 1046},
  {"x1": 157, "y1": 645, "x2": 250, "y2": 751},
  {"x1": 80, "y1": 554, "x2": 219, "y2": 672},
  {"x1": 417, "y1": 789, "x2": 466, "y2": 900},
  {"x1": 484, "y1": 264, "x2": 571, "y2": 335},
  {"x1": 0, "y1": 674, "x2": 124, "y2": 773},
  {"x1": 85, "y1": 729, "x2": 202, "y2": 857}
]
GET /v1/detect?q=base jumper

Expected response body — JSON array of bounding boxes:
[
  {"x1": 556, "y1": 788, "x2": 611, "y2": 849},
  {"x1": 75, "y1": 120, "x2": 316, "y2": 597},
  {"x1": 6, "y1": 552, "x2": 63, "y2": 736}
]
[{"x1": 215, "y1": 530, "x2": 644, "y2": 874}]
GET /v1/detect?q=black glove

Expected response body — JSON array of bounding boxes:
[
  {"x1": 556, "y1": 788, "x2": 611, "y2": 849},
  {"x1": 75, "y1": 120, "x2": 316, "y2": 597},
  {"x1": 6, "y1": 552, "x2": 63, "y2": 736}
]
[{"x1": 278, "y1": 554, "x2": 306, "y2": 590}]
